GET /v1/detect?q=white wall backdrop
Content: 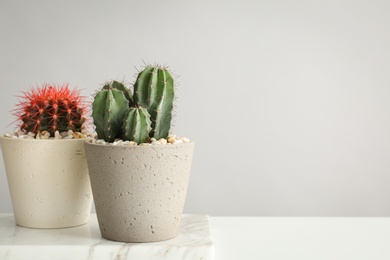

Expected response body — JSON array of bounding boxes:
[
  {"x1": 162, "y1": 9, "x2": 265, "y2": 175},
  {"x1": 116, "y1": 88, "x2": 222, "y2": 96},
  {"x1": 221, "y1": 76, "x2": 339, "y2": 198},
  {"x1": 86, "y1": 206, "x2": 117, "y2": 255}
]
[{"x1": 1, "y1": 0, "x2": 390, "y2": 216}]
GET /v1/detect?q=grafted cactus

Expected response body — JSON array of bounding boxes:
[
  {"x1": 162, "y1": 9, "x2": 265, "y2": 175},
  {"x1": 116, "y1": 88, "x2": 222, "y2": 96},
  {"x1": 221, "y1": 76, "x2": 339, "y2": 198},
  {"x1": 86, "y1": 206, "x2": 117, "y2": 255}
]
[
  {"x1": 92, "y1": 65, "x2": 176, "y2": 144},
  {"x1": 133, "y1": 66, "x2": 174, "y2": 140}
]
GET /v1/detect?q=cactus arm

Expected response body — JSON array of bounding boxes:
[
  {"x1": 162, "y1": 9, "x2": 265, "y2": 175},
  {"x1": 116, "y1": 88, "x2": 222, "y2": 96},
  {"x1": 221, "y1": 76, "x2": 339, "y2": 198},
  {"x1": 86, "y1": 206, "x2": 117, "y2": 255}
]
[
  {"x1": 122, "y1": 107, "x2": 152, "y2": 144},
  {"x1": 152, "y1": 69, "x2": 174, "y2": 139},
  {"x1": 133, "y1": 66, "x2": 174, "y2": 140},
  {"x1": 104, "y1": 80, "x2": 133, "y2": 105},
  {"x1": 133, "y1": 67, "x2": 156, "y2": 107},
  {"x1": 92, "y1": 88, "x2": 129, "y2": 142},
  {"x1": 92, "y1": 89, "x2": 109, "y2": 139},
  {"x1": 103, "y1": 89, "x2": 129, "y2": 142}
]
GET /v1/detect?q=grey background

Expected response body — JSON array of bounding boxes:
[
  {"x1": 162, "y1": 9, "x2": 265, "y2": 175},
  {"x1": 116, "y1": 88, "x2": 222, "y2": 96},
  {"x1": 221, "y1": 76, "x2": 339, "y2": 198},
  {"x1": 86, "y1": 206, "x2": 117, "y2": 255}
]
[{"x1": 1, "y1": 0, "x2": 390, "y2": 216}]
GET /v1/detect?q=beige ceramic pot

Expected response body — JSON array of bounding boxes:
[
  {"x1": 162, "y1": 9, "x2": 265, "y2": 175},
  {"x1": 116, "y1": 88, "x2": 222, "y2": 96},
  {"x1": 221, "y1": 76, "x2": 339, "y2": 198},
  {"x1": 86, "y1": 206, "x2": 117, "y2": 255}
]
[
  {"x1": 0, "y1": 137, "x2": 93, "y2": 228},
  {"x1": 84, "y1": 141, "x2": 194, "y2": 243}
]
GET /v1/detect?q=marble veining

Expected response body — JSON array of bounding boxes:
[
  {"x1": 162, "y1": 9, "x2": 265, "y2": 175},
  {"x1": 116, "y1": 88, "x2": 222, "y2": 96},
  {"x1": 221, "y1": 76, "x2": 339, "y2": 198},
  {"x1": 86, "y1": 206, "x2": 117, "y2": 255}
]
[{"x1": 0, "y1": 214, "x2": 214, "y2": 260}]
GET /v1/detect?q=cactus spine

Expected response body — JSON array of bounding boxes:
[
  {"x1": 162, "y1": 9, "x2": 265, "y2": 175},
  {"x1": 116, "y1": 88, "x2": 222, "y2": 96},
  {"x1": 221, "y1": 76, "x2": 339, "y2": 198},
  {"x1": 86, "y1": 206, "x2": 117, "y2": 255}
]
[
  {"x1": 92, "y1": 65, "x2": 175, "y2": 144},
  {"x1": 133, "y1": 66, "x2": 174, "y2": 140}
]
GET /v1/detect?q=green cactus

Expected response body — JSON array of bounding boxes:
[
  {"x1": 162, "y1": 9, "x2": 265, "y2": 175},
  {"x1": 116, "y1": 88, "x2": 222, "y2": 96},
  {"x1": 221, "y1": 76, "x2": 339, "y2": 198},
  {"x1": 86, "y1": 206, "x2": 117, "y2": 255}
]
[
  {"x1": 103, "y1": 80, "x2": 133, "y2": 106},
  {"x1": 92, "y1": 66, "x2": 176, "y2": 144},
  {"x1": 92, "y1": 81, "x2": 130, "y2": 142},
  {"x1": 122, "y1": 106, "x2": 152, "y2": 144},
  {"x1": 133, "y1": 66, "x2": 174, "y2": 140}
]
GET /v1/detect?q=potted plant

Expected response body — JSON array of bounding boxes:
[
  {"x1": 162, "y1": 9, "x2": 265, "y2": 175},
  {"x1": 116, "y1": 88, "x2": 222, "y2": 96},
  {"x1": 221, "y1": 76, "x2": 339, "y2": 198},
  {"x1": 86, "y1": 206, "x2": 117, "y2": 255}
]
[
  {"x1": 0, "y1": 83, "x2": 94, "y2": 228},
  {"x1": 85, "y1": 65, "x2": 194, "y2": 242}
]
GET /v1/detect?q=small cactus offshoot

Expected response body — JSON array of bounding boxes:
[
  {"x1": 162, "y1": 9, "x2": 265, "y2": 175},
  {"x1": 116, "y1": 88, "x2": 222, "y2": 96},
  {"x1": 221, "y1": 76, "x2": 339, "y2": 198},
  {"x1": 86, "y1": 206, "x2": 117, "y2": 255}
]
[
  {"x1": 122, "y1": 107, "x2": 152, "y2": 144},
  {"x1": 92, "y1": 65, "x2": 175, "y2": 144},
  {"x1": 13, "y1": 83, "x2": 88, "y2": 137}
]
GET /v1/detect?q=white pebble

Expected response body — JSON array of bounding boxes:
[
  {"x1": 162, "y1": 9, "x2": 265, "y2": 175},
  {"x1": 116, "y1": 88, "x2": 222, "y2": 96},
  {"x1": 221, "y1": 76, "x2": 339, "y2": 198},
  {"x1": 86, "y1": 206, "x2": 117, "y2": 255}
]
[
  {"x1": 158, "y1": 138, "x2": 167, "y2": 145},
  {"x1": 140, "y1": 143, "x2": 151, "y2": 146},
  {"x1": 96, "y1": 139, "x2": 106, "y2": 145},
  {"x1": 172, "y1": 139, "x2": 183, "y2": 144},
  {"x1": 63, "y1": 135, "x2": 73, "y2": 139},
  {"x1": 150, "y1": 138, "x2": 157, "y2": 142},
  {"x1": 4, "y1": 133, "x2": 11, "y2": 138},
  {"x1": 54, "y1": 131, "x2": 62, "y2": 139},
  {"x1": 67, "y1": 130, "x2": 74, "y2": 136},
  {"x1": 151, "y1": 141, "x2": 161, "y2": 145},
  {"x1": 27, "y1": 132, "x2": 36, "y2": 137},
  {"x1": 113, "y1": 139, "x2": 123, "y2": 145},
  {"x1": 181, "y1": 137, "x2": 190, "y2": 143}
]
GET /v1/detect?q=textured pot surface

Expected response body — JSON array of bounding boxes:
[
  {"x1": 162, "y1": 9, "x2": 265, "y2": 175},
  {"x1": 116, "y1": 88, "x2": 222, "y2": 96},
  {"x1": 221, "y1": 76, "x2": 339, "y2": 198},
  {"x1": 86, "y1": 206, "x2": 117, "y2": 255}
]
[
  {"x1": 85, "y1": 142, "x2": 194, "y2": 243},
  {"x1": 0, "y1": 137, "x2": 93, "y2": 228}
]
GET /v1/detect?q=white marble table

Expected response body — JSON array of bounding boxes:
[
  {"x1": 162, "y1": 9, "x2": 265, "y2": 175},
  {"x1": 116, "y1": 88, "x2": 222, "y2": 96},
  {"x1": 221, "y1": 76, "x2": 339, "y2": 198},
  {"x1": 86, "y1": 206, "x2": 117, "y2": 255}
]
[
  {"x1": 0, "y1": 214, "x2": 214, "y2": 260},
  {"x1": 3, "y1": 214, "x2": 390, "y2": 260},
  {"x1": 210, "y1": 216, "x2": 390, "y2": 260}
]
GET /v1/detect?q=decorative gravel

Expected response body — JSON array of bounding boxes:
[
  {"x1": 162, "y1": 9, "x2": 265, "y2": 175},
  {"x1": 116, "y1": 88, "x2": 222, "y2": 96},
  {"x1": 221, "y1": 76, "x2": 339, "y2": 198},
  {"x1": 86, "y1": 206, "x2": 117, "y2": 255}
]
[
  {"x1": 3, "y1": 129, "x2": 95, "y2": 140},
  {"x1": 4, "y1": 131, "x2": 191, "y2": 146},
  {"x1": 89, "y1": 134, "x2": 191, "y2": 146}
]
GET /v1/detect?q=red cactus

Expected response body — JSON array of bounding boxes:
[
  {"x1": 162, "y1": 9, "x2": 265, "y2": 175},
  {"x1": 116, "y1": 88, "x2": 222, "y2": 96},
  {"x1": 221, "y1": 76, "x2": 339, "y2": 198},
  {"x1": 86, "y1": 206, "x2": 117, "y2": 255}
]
[{"x1": 13, "y1": 83, "x2": 88, "y2": 136}]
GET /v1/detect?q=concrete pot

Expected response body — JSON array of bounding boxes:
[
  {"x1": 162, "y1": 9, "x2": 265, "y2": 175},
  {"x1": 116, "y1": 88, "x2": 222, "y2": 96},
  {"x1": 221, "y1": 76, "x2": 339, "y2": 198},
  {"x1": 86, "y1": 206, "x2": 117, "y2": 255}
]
[
  {"x1": 0, "y1": 137, "x2": 93, "y2": 228},
  {"x1": 84, "y1": 141, "x2": 194, "y2": 243}
]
